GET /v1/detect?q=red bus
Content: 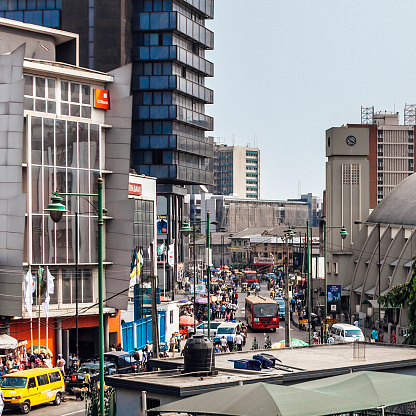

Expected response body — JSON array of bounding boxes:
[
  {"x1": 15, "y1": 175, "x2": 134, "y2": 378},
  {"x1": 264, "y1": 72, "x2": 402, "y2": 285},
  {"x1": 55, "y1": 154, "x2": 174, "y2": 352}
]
[
  {"x1": 245, "y1": 295, "x2": 279, "y2": 331},
  {"x1": 242, "y1": 270, "x2": 257, "y2": 284}
]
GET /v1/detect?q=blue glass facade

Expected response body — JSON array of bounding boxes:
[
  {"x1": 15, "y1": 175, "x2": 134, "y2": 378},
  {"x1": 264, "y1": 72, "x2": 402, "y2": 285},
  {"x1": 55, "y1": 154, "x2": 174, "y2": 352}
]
[
  {"x1": 131, "y1": 0, "x2": 214, "y2": 185},
  {"x1": 0, "y1": 0, "x2": 61, "y2": 28}
]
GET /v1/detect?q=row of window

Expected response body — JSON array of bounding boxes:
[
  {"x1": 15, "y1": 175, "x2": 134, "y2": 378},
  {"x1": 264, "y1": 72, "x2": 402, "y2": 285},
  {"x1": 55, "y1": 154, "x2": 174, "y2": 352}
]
[
  {"x1": 135, "y1": 0, "x2": 214, "y2": 20},
  {"x1": 0, "y1": 8, "x2": 59, "y2": 27},
  {"x1": 0, "y1": 0, "x2": 60, "y2": 10},
  {"x1": 136, "y1": 12, "x2": 213, "y2": 49},
  {"x1": 24, "y1": 75, "x2": 92, "y2": 119}
]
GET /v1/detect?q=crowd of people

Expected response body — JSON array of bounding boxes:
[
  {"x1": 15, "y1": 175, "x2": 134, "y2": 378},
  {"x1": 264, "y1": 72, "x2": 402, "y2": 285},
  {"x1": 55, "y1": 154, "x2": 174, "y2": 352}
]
[{"x1": 0, "y1": 351, "x2": 71, "y2": 378}]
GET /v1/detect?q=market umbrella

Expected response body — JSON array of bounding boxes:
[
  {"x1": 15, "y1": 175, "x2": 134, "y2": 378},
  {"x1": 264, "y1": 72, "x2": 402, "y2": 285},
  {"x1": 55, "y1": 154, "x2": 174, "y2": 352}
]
[
  {"x1": 179, "y1": 315, "x2": 197, "y2": 326},
  {"x1": 195, "y1": 297, "x2": 208, "y2": 304},
  {"x1": 271, "y1": 338, "x2": 308, "y2": 349},
  {"x1": 211, "y1": 268, "x2": 219, "y2": 273},
  {"x1": 210, "y1": 295, "x2": 218, "y2": 302},
  {"x1": 179, "y1": 299, "x2": 189, "y2": 303},
  {"x1": 0, "y1": 334, "x2": 17, "y2": 349},
  {"x1": 26, "y1": 345, "x2": 53, "y2": 356}
]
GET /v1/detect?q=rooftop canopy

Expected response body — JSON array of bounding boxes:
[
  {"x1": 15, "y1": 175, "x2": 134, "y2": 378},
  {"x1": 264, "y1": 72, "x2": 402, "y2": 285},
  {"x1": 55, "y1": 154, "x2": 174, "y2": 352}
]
[{"x1": 152, "y1": 371, "x2": 416, "y2": 416}]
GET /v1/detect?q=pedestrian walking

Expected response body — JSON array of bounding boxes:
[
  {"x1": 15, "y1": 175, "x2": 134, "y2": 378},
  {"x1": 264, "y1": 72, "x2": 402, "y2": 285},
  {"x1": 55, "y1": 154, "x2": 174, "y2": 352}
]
[
  {"x1": 169, "y1": 333, "x2": 177, "y2": 357},
  {"x1": 220, "y1": 336, "x2": 227, "y2": 353},
  {"x1": 371, "y1": 327, "x2": 378, "y2": 342},
  {"x1": 235, "y1": 333, "x2": 243, "y2": 351}
]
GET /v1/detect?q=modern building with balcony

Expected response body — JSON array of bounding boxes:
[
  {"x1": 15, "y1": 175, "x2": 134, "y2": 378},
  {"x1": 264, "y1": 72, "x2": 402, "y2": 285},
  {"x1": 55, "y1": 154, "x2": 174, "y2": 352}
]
[{"x1": 211, "y1": 142, "x2": 260, "y2": 199}]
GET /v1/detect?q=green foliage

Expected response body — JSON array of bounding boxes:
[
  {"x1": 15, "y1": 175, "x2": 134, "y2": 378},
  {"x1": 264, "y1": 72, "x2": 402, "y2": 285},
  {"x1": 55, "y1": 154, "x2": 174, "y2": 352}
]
[
  {"x1": 264, "y1": 335, "x2": 272, "y2": 349},
  {"x1": 85, "y1": 385, "x2": 116, "y2": 416},
  {"x1": 379, "y1": 262, "x2": 416, "y2": 345},
  {"x1": 251, "y1": 336, "x2": 259, "y2": 350}
]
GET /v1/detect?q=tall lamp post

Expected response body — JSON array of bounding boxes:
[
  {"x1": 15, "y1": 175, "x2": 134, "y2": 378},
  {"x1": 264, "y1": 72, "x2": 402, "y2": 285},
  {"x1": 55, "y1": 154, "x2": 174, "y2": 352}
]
[
  {"x1": 46, "y1": 178, "x2": 105, "y2": 416},
  {"x1": 292, "y1": 219, "x2": 312, "y2": 345},
  {"x1": 355, "y1": 221, "x2": 381, "y2": 325},
  {"x1": 283, "y1": 226, "x2": 295, "y2": 348},
  {"x1": 180, "y1": 212, "x2": 218, "y2": 338},
  {"x1": 322, "y1": 218, "x2": 348, "y2": 342}
]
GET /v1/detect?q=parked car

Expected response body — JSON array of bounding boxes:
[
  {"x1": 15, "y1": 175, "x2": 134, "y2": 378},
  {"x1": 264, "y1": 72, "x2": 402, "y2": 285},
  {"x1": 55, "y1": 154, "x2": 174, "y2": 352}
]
[
  {"x1": 102, "y1": 351, "x2": 141, "y2": 374},
  {"x1": 213, "y1": 322, "x2": 242, "y2": 344},
  {"x1": 65, "y1": 361, "x2": 116, "y2": 392},
  {"x1": 196, "y1": 321, "x2": 223, "y2": 338},
  {"x1": 275, "y1": 297, "x2": 285, "y2": 320}
]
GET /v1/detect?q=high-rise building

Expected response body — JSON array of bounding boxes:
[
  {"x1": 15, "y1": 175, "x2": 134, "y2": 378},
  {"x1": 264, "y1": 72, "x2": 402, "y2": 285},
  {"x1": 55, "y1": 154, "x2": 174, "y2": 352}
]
[
  {"x1": 324, "y1": 109, "x2": 416, "y2": 308},
  {"x1": 2, "y1": 0, "x2": 215, "y2": 295},
  {"x1": 212, "y1": 143, "x2": 260, "y2": 199}
]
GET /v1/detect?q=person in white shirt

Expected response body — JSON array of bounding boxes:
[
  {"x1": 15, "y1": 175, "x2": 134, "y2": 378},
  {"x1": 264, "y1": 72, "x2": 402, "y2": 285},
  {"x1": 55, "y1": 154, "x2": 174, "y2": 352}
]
[
  {"x1": 235, "y1": 333, "x2": 243, "y2": 351},
  {"x1": 220, "y1": 336, "x2": 227, "y2": 353}
]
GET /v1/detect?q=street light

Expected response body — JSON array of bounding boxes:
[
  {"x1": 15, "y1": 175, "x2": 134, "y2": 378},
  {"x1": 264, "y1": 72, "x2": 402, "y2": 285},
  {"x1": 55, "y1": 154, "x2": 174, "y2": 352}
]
[
  {"x1": 322, "y1": 218, "x2": 348, "y2": 342},
  {"x1": 283, "y1": 226, "x2": 295, "y2": 348},
  {"x1": 355, "y1": 220, "x2": 381, "y2": 325},
  {"x1": 292, "y1": 219, "x2": 312, "y2": 345},
  {"x1": 46, "y1": 178, "x2": 105, "y2": 416},
  {"x1": 180, "y1": 212, "x2": 218, "y2": 338}
]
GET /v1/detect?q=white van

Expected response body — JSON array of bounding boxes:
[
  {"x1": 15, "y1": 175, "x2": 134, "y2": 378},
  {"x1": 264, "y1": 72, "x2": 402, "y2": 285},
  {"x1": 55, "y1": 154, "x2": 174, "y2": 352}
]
[
  {"x1": 195, "y1": 321, "x2": 222, "y2": 338},
  {"x1": 330, "y1": 323, "x2": 365, "y2": 343},
  {"x1": 213, "y1": 322, "x2": 241, "y2": 344}
]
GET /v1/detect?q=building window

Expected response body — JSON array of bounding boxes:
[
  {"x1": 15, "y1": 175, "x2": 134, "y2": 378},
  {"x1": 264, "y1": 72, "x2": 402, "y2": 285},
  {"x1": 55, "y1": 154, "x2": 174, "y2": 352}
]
[
  {"x1": 24, "y1": 75, "x2": 56, "y2": 114},
  {"x1": 62, "y1": 269, "x2": 93, "y2": 304},
  {"x1": 342, "y1": 164, "x2": 360, "y2": 185},
  {"x1": 60, "y1": 80, "x2": 91, "y2": 118}
]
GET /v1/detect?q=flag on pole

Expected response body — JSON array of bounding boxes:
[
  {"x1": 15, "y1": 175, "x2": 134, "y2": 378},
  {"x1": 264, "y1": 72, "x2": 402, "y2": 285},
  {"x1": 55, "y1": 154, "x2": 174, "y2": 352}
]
[
  {"x1": 157, "y1": 243, "x2": 166, "y2": 254},
  {"x1": 24, "y1": 269, "x2": 34, "y2": 319},
  {"x1": 41, "y1": 270, "x2": 55, "y2": 319},
  {"x1": 130, "y1": 248, "x2": 138, "y2": 279},
  {"x1": 168, "y1": 244, "x2": 174, "y2": 267}
]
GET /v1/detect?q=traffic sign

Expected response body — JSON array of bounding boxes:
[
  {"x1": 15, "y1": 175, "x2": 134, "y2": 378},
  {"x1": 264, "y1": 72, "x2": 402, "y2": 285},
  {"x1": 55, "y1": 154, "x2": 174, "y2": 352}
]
[{"x1": 326, "y1": 318, "x2": 337, "y2": 324}]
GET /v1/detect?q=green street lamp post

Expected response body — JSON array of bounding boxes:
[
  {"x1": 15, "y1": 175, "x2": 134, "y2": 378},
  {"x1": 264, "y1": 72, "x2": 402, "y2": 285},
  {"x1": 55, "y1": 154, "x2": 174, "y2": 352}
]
[
  {"x1": 180, "y1": 212, "x2": 217, "y2": 338},
  {"x1": 46, "y1": 178, "x2": 105, "y2": 416},
  {"x1": 322, "y1": 218, "x2": 348, "y2": 343},
  {"x1": 283, "y1": 226, "x2": 295, "y2": 348}
]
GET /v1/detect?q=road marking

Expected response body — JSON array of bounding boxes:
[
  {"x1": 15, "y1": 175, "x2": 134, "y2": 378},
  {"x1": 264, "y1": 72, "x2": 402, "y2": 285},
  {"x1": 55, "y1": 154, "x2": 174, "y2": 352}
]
[{"x1": 61, "y1": 410, "x2": 85, "y2": 416}]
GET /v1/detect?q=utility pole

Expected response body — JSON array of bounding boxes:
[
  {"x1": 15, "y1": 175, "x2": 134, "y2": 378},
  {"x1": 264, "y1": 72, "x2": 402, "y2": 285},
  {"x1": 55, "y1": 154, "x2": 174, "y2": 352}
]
[
  {"x1": 151, "y1": 242, "x2": 159, "y2": 357},
  {"x1": 284, "y1": 237, "x2": 291, "y2": 348}
]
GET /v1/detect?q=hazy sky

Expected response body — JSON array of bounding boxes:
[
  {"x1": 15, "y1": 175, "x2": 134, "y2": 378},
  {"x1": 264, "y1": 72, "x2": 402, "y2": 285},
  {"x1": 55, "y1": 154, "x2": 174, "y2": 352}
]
[{"x1": 205, "y1": 1, "x2": 416, "y2": 201}]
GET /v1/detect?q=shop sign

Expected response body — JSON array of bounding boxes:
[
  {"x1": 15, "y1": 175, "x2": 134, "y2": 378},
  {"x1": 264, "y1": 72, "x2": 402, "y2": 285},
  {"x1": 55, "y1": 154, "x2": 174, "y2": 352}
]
[
  {"x1": 129, "y1": 183, "x2": 142, "y2": 196},
  {"x1": 94, "y1": 89, "x2": 110, "y2": 109}
]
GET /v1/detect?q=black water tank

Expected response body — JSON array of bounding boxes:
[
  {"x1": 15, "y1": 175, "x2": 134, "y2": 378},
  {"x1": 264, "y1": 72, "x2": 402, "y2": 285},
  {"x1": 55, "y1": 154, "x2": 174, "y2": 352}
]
[{"x1": 183, "y1": 334, "x2": 215, "y2": 373}]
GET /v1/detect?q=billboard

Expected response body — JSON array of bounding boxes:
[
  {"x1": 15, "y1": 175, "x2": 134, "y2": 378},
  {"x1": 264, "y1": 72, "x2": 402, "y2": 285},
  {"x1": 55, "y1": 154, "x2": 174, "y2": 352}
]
[
  {"x1": 157, "y1": 216, "x2": 168, "y2": 234},
  {"x1": 327, "y1": 285, "x2": 341, "y2": 314}
]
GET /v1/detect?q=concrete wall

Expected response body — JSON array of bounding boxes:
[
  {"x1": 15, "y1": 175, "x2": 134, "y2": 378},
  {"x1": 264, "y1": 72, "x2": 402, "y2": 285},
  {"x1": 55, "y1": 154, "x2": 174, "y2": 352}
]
[
  {"x1": 104, "y1": 63, "x2": 134, "y2": 310},
  {"x1": 0, "y1": 45, "x2": 26, "y2": 317}
]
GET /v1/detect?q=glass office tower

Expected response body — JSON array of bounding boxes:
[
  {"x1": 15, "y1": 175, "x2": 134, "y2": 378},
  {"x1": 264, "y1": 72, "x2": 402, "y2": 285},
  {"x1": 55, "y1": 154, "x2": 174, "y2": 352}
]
[
  {"x1": 0, "y1": 0, "x2": 61, "y2": 28},
  {"x1": 131, "y1": 0, "x2": 214, "y2": 186}
]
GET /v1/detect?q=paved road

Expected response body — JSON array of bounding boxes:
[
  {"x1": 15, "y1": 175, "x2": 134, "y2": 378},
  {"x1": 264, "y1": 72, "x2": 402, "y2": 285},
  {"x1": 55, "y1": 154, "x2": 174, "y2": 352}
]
[
  {"x1": 233, "y1": 280, "x2": 312, "y2": 351},
  {"x1": 4, "y1": 396, "x2": 85, "y2": 416}
]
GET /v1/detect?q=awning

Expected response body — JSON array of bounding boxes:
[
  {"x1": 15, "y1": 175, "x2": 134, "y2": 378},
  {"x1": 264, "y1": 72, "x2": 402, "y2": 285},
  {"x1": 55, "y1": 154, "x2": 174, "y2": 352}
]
[
  {"x1": 364, "y1": 286, "x2": 376, "y2": 295},
  {"x1": 390, "y1": 259, "x2": 399, "y2": 266},
  {"x1": 362, "y1": 299, "x2": 380, "y2": 309},
  {"x1": 354, "y1": 285, "x2": 363, "y2": 293},
  {"x1": 0, "y1": 334, "x2": 18, "y2": 349},
  {"x1": 343, "y1": 284, "x2": 351, "y2": 291},
  {"x1": 365, "y1": 259, "x2": 371, "y2": 265},
  {"x1": 404, "y1": 260, "x2": 413, "y2": 268}
]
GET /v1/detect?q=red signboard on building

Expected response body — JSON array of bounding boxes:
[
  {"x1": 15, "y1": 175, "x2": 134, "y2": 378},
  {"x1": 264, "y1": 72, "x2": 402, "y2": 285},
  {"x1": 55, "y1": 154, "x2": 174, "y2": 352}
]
[
  {"x1": 94, "y1": 89, "x2": 110, "y2": 109},
  {"x1": 129, "y1": 183, "x2": 142, "y2": 196}
]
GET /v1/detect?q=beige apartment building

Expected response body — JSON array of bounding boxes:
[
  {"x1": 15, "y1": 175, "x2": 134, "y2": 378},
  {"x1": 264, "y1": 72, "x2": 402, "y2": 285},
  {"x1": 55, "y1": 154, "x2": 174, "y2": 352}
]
[{"x1": 213, "y1": 143, "x2": 260, "y2": 199}]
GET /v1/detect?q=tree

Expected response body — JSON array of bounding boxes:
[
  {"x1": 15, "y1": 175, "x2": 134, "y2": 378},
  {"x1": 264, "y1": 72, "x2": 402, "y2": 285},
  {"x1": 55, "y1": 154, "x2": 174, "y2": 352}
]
[
  {"x1": 251, "y1": 336, "x2": 259, "y2": 350},
  {"x1": 379, "y1": 264, "x2": 416, "y2": 344}
]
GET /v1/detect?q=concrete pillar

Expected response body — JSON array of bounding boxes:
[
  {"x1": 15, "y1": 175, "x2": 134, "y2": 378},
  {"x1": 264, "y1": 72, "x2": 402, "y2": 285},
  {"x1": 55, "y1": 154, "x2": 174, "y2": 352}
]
[
  {"x1": 62, "y1": 330, "x2": 69, "y2": 369},
  {"x1": 104, "y1": 314, "x2": 109, "y2": 352},
  {"x1": 55, "y1": 317, "x2": 62, "y2": 356},
  {"x1": 396, "y1": 324, "x2": 401, "y2": 343},
  {"x1": 387, "y1": 322, "x2": 392, "y2": 341}
]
